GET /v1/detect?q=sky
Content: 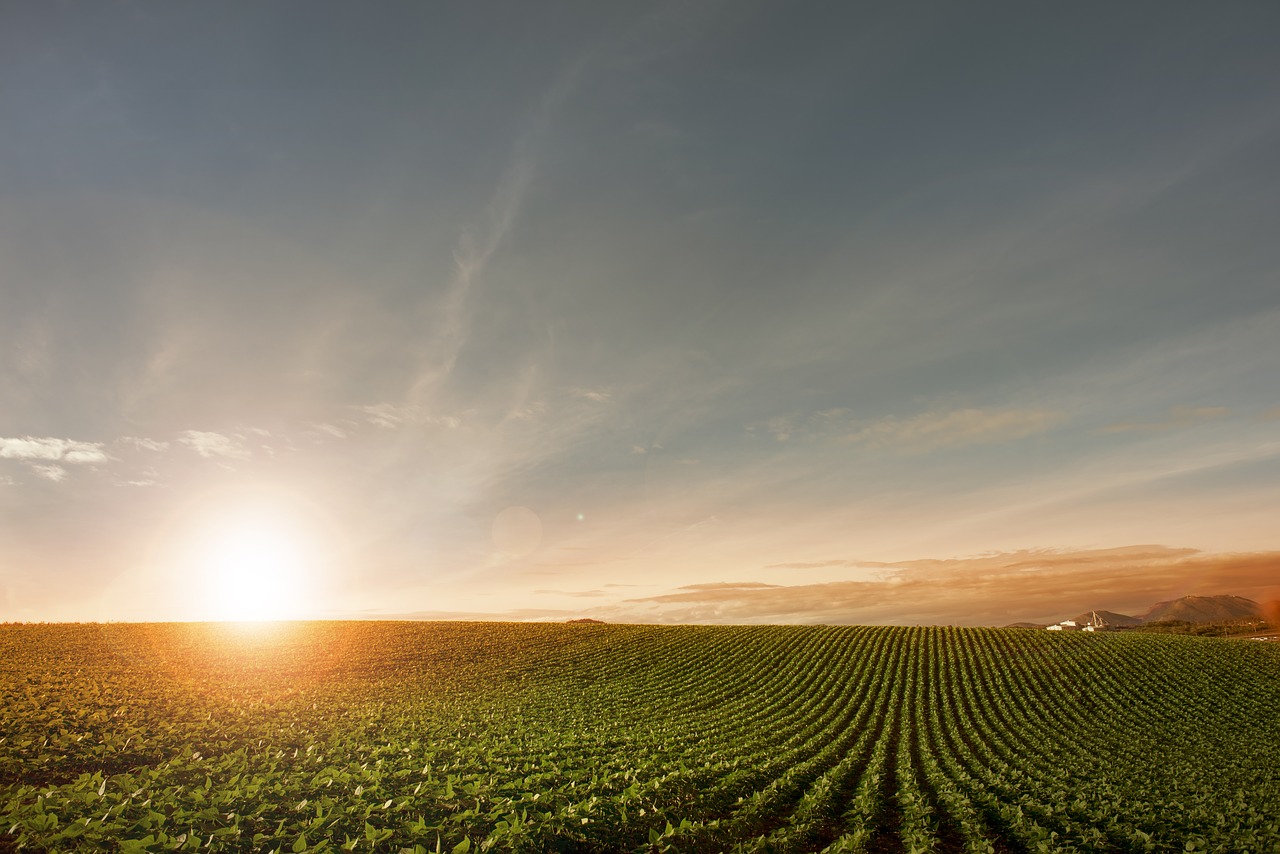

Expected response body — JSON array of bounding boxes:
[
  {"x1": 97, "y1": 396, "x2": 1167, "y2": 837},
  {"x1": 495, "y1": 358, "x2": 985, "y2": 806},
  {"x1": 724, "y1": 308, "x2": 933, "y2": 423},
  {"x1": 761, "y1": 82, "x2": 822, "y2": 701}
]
[{"x1": 3, "y1": 1, "x2": 1279, "y2": 626}]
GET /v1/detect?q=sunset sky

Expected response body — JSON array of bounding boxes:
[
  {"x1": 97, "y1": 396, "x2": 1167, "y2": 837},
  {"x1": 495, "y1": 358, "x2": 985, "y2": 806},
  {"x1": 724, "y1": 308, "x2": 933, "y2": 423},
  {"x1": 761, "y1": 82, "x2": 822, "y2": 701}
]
[{"x1": 3, "y1": 2, "x2": 1279, "y2": 625}]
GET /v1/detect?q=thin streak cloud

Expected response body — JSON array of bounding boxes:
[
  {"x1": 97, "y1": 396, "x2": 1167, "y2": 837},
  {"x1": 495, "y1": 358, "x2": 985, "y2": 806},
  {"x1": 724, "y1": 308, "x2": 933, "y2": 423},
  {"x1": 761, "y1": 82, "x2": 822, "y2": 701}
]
[{"x1": 1100, "y1": 405, "x2": 1232, "y2": 434}]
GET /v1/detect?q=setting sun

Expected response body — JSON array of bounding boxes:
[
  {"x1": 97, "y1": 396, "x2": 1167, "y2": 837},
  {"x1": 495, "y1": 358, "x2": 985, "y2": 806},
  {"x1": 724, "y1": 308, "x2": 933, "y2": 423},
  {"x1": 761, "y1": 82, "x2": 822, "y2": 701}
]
[
  {"x1": 171, "y1": 492, "x2": 331, "y2": 623},
  {"x1": 201, "y1": 519, "x2": 305, "y2": 621}
]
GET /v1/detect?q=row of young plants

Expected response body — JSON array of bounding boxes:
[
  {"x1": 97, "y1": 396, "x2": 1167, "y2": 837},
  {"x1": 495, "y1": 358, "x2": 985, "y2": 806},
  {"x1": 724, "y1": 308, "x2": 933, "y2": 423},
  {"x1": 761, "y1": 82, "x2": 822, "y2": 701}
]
[{"x1": 2, "y1": 621, "x2": 1278, "y2": 851}]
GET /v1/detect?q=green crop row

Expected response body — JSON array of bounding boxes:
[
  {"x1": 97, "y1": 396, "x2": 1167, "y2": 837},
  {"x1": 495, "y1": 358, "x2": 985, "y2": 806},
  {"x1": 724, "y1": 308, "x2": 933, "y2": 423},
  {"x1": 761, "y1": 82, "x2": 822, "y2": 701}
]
[{"x1": 2, "y1": 622, "x2": 1277, "y2": 852}]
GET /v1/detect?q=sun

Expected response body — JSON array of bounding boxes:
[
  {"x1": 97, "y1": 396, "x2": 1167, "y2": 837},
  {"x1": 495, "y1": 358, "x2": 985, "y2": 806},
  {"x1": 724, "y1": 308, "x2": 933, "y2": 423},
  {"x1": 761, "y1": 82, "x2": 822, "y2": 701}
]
[
  {"x1": 190, "y1": 504, "x2": 317, "y2": 622},
  {"x1": 150, "y1": 484, "x2": 340, "y2": 623},
  {"x1": 202, "y1": 519, "x2": 306, "y2": 621}
]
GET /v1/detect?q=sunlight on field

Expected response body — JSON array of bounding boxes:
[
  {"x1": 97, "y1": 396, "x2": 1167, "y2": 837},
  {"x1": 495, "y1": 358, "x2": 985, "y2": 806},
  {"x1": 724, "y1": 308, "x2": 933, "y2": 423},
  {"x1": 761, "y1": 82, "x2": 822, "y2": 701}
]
[{"x1": 3, "y1": 623, "x2": 1278, "y2": 850}]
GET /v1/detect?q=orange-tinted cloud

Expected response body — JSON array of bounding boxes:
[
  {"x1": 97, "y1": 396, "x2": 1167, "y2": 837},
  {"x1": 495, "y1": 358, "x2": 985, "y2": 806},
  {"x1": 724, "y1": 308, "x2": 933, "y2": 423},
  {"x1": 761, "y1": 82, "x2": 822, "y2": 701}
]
[{"x1": 604, "y1": 546, "x2": 1280, "y2": 626}]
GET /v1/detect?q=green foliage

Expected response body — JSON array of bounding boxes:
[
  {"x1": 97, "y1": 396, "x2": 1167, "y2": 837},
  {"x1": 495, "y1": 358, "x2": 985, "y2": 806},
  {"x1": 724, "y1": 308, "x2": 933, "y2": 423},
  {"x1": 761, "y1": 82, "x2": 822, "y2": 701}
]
[{"x1": 1, "y1": 622, "x2": 1278, "y2": 851}]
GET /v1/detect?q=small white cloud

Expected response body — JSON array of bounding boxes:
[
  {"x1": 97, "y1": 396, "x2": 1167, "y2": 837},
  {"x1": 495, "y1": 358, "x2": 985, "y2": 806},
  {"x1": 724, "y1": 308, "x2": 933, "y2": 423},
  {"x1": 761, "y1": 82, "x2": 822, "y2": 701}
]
[
  {"x1": 310, "y1": 423, "x2": 348, "y2": 439},
  {"x1": 121, "y1": 437, "x2": 170, "y2": 452},
  {"x1": 32, "y1": 464, "x2": 67, "y2": 482},
  {"x1": 0, "y1": 436, "x2": 107, "y2": 464},
  {"x1": 117, "y1": 467, "x2": 160, "y2": 487},
  {"x1": 178, "y1": 431, "x2": 250, "y2": 460},
  {"x1": 570, "y1": 388, "x2": 611, "y2": 403},
  {"x1": 630, "y1": 445, "x2": 648, "y2": 455},
  {"x1": 506, "y1": 401, "x2": 548, "y2": 421},
  {"x1": 64, "y1": 448, "x2": 108, "y2": 464},
  {"x1": 0, "y1": 437, "x2": 62, "y2": 461}
]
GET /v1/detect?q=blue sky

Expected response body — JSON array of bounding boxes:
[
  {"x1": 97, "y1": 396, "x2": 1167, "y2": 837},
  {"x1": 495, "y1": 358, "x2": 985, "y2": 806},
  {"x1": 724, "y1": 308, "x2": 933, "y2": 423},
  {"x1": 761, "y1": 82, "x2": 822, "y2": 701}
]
[{"x1": 3, "y1": 1, "x2": 1279, "y2": 624}]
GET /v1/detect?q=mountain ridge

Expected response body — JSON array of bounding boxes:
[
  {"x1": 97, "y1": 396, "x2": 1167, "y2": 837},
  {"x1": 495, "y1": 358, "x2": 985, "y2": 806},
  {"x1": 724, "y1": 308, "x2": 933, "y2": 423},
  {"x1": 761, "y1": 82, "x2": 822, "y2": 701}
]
[{"x1": 1028, "y1": 594, "x2": 1266, "y2": 629}]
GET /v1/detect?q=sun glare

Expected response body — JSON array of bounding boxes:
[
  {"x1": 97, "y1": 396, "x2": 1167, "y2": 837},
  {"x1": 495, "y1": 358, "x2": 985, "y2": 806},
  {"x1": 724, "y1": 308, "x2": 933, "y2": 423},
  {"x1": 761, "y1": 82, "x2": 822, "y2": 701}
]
[
  {"x1": 181, "y1": 495, "x2": 327, "y2": 622},
  {"x1": 203, "y1": 520, "x2": 305, "y2": 621}
]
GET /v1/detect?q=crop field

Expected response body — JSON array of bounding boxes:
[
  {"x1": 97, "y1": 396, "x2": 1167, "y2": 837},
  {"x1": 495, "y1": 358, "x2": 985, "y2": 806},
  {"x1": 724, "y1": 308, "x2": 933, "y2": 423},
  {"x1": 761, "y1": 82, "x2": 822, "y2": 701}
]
[{"x1": 2, "y1": 622, "x2": 1278, "y2": 853}]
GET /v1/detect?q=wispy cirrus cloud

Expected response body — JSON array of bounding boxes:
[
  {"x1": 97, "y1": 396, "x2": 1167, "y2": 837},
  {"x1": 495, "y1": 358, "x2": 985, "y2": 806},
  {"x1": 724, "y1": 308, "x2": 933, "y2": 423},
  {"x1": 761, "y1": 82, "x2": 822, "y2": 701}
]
[
  {"x1": 844, "y1": 408, "x2": 1064, "y2": 452},
  {"x1": 755, "y1": 407, "x2": 1064, "y2": 452},
  {"x1": 1100, "y1": 405, "x2": 1231, "y2": 434},
  {"x1": 359, "y1": 404, "x2": 463, "y2": 430},
  {"x1": 533, "y1": 588, "x2": 608, "y2": 598},
  {"x1": 405, "y1": 60, "x2": 588, "y2": 403},
  {"x1": 31, "y1": 464, "x2": 68, "y2": 482}
]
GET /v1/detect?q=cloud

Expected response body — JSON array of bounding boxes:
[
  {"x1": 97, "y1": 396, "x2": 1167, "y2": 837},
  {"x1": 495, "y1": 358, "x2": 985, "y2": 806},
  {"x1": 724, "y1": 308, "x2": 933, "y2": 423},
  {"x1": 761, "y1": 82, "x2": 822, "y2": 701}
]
[
  {"x1": 0, "y1": 436, "x2": 108, "y2": 464},
  {"x1": 766, "y1": 559, "x2": 861, "y2": 570},
  {"x1": 677, "y1": 581, "x2": 781, "y2": 591},
  {"x1": 603, "y1": 546, "x2": 1280, "y2": 626},
  {"x1": 121, "y1": 437, "x2": 170, "y2": 452},
  {"x1": 630, "y1": 445, "x2": 648, "y2": 455},
  {"x1": 533, "y1": 588, "x2": 608, "y2": 598},
  {"x1": 752, "y1": 407, "x2": 1063, "y2": 452},
  {"x1": 505, "y1": 401, "x2": 548, "y2": 422},
  {"x1": 361, "y1": 404, "x2": 410, "y2": 429},
  {"x1": 404, "y1": 61, "x2": 585, "y2": 401},
  {"x1": 1101, "y1": 405, "x2": 1232, "y2": 433},
  {"x1": 570, "y1": 388, "x2": 611, "y2": 403},
  {"x1": 31, "y1": 464, "x2": 68, "y2": 482},
  {"x1": 844, "y1": 408, "x2": 1064, "y2": 452},
  {"x1": 309, "y1": 423, "x2": 348, "y2": 439},
  {"x1": 359, "y1": 404, "x2": 462, "y2": 430},
  {"x1": 1260, "y1": 406, "x2": 1280, "y2": 421},
  {"x1": 178, "y1": 431, "x2": 250, "y2": 460}
]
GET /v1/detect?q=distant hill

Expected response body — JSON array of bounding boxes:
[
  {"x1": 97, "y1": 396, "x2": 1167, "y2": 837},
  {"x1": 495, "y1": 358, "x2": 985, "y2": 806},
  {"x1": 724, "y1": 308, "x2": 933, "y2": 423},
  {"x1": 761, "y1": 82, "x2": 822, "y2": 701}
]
[
  {"x1": 1069, "y1": 610, "x2": 1142, "y2": 628},
  {"x1": 1030, "y1": 595, "x2": 1266, "y2": 630},
  {"x1": 1004, "y1": 622, "x2": 1044, "y2": 629},
  {"x1": 1140, "y1": 595, "x2": 1262, "y2": 624}
]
